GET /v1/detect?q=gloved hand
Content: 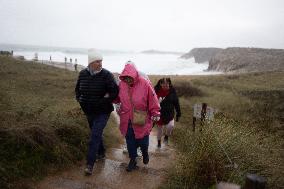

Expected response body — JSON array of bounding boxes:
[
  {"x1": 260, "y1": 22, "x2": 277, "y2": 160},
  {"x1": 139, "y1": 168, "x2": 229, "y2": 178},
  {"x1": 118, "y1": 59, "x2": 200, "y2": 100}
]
[
  {"x1": 151, "y1": 116, "x2": 160, "y2": 122},
  {"x1": 114, "y1": 103, "x2": 121, "y2": 113},
  {"x1": 104, "y1": 93, "x2": 110, "y2": 98}
]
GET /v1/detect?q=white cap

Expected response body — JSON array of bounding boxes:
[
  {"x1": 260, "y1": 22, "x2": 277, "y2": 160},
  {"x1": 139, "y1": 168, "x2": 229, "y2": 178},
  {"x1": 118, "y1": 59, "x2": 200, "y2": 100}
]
[{"x1": 88, "y1": 49, "x2": 103, "y2": 64}]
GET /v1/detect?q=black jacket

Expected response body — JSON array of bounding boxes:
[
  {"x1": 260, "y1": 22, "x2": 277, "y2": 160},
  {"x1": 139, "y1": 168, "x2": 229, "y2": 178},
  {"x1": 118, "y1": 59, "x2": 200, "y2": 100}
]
[
  {"x1": 75, "y1": 68, "x2": 119, "y2": 115},
  {"x1": 156, "y1": 88, "x2": 181, "y2": 124}
]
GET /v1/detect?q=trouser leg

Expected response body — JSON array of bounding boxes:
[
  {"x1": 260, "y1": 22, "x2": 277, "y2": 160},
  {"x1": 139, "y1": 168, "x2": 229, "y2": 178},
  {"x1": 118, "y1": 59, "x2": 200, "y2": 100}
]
[
  {"x1": 86, "y1": 114, "x2": 110, "y2": 167},
  {"x1": 138, "y1": 135, "x2": 149, "y2": 164},
  {"x1": 97, "y1": 138, "x2": 105, "y2": 155},
  {"x1": 165, "y1": 119, "x2": 174, "y2": 136},
  {"x1": 125, "y1": 122, "x2": 138, "y2": 159},
  {"x1": 157, "y1": 126, "x2": 163, "y2": 140}
]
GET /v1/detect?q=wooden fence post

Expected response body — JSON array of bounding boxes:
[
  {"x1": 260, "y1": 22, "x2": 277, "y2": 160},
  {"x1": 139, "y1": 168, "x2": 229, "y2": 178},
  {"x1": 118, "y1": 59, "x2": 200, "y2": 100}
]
[
  {"x1": 201, "y1": 103, "x2": 207, "y2": 121},
  {"x1": 192, "y1": 116, "x2": 196, "y2": 132},
  {"x1": 200, "y1": 103, "x2": 207, "y2": 131},
  {"x1": 193, "y1": 103, "x2": 216, "y2": 132}
]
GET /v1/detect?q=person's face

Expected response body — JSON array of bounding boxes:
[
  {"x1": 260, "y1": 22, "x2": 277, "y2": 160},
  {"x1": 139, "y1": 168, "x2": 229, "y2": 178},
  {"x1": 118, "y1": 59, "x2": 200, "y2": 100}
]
[
  {"x1": 123, "y1": 76, "x2": 134, "y2": 85},
  {"x1": 89, "y1": 60, "x2": 102, "y2": 71},
  {"x1": 161, "y1": 80, "x2": 170, "y2": 90}
]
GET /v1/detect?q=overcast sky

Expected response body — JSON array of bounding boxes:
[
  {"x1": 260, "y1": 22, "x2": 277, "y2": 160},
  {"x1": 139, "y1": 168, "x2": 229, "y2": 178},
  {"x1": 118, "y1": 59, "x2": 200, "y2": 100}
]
[{"x1": 0, "y1": 0, "x2": 283, "y2": 51}]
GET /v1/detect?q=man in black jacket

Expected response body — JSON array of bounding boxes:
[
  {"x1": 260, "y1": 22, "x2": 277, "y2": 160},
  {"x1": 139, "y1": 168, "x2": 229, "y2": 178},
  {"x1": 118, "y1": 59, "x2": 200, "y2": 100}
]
[{"x1": 75, "y1": 49, "x2": 119, "y2": 175}]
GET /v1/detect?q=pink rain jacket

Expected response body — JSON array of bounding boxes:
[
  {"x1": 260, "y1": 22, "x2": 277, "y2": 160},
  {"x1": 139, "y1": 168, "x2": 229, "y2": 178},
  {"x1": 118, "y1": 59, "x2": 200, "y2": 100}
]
[{"x1": 116, "y1": 64, "x2": 160, "y2": 139}]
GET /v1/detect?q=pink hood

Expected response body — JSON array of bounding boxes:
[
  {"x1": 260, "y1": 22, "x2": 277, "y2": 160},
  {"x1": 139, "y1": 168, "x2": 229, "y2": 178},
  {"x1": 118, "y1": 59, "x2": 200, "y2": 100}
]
[{"x1": 117, "y1": 64, "x2": 160, "y2": 139}]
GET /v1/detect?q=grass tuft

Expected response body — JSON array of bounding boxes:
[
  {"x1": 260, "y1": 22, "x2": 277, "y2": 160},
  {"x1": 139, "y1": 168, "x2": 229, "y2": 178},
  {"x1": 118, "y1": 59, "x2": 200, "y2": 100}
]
[
  {"x1": 0, "y1": 56, "x2": 122, "y2": 188},
  {"x1": 156, "y1": 72, "x2": 284, "y2": 189}
]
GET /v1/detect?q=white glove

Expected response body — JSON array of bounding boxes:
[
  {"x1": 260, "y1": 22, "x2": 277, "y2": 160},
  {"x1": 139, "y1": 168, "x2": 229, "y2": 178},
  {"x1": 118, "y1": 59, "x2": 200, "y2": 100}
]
[
  {"x1": 151, "y1": 116, "x2": 160, "y2": 122},
  {"x1": 104, "y1": 93, "x2": 110, "y2": 98}
]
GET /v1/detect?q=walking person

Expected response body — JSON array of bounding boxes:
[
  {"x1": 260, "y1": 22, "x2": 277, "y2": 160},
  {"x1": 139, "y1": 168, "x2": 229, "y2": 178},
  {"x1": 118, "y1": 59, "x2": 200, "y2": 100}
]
[
  {"x1": 154, "y1": 78, "x2": 181, "y2": 148},
  {"x1": 75, "y1": 49, "x2": 119, "y2": 175},
  {"x1": 74, "y1": 63, "x2": 78, "y2": 72},
  {"x1": 114, "y1": 62, "x2": 160, "y2": 172}
]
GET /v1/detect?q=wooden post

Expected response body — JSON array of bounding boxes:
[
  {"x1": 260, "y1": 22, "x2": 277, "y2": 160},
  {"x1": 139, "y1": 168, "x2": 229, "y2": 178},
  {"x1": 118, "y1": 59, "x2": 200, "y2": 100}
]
[
  {"x1": 201, "y1": 103, "x2": 207, "y2": 121},
  {"x1": 192, "y1": 116, "x2": 196, "y2": 132},
  {"x1": 200, "y1": 103, "x2": 207, "y2": 131},
  {"x1": 244, "y1": 174, "x2": 266, "y2": 189}
]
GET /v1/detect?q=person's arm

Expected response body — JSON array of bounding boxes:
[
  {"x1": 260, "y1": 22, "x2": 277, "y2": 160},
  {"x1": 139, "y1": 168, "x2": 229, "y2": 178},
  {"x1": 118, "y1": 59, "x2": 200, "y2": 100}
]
[
  {"x1": 172, "y1": 88, "x2": 181, "y2": 121},
  {"x1": 104, "y1": 72, "x2": 119, "y2": 103},
  {"x1": 75, "y1": 76, "x2": 81, "y2": 102},
  {"x1": 147, "y1": 83, "x2": 160, "y2": 118}
]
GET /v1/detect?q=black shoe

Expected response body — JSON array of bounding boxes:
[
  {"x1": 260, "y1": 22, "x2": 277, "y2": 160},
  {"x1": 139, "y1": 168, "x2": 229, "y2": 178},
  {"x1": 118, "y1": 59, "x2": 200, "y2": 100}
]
[
  {"x1": 157, "y1": 140, "x2": 161, "y2": 148},
  {"x1": 143, "y1": 153, "x2": 149, "y2": 165},
  {"x1": 126, "y1": 158, "x2": 138, "y2": 172},
  {"x1": 97, "y1": 153, "x2": 106, "y2": 160},
  {"x1": 164, "y1": 135, "x2": 169, "y2": 145}
]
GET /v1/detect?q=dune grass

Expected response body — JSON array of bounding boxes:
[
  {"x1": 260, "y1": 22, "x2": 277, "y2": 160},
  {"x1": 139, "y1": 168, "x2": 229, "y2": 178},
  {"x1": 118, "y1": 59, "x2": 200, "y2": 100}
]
[
  {"x1": 1, "y1": 56, "x2": 283, "y2": 188},
  {"x1": 0, "y1": 56, "x2": 122, "y2": 189},
  {"x1": 154, "y1": 72, "x2": 284, "y2": 189}
]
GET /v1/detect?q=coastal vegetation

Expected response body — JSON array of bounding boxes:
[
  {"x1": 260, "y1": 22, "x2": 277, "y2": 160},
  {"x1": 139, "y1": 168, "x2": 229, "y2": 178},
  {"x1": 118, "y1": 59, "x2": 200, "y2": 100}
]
[
  {"x1": 1, "y1": 56, "x2": 283, "y2": 188},
  {"x1": 158, "y1": 72, "x2": 284, "y2": 188},
  {"x1": 0, "y1": 56, "x2": 122, "y2": 188}
]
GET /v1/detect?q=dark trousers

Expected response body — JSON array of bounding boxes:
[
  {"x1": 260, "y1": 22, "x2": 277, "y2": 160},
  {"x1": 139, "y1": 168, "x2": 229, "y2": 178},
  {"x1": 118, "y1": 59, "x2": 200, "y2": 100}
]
[
  {"x1": 125, "y1": 121, "x2": 149, "y2": 159},
  {"x1": 86, "y1": 113, "x2": 110, "y2": 167}
]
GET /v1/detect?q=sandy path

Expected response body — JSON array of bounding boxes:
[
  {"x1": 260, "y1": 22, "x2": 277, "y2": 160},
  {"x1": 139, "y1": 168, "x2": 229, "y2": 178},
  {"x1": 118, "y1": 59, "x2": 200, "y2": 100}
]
[{"x1": 33, "y1": 127, "x2": 175, "y2": 189}]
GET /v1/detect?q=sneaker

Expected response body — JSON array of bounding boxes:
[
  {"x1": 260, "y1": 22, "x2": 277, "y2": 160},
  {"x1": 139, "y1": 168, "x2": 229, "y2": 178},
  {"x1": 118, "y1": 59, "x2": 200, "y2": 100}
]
[
  {"x1": 126, "y1": 158, "x2": 138, "y2": 172},
  {"x1": 84, "y1": 165, "x2": 93, "y2": 176},
  {"x1": 97, "y1": 153, "x2": 106, "y2": 160},
  {"x1": 122, "y1": 145, "x2": 128, "y2": 154},
  {"x1": 137, "y1": 147, "x2": 142, "y2": 157},
  {"x1": 143, "y1": 153, "x2": 149, "y2": 165},
  {"x1": 157, "y1": 140, "x2": 161, "y2": 148}
]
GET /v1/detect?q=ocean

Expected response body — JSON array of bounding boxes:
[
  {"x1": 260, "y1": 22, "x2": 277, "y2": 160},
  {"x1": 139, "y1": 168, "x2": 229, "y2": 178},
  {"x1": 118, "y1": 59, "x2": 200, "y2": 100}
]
[{"x1": 13, "y1": 50, "x2": 221, "y2": 75}]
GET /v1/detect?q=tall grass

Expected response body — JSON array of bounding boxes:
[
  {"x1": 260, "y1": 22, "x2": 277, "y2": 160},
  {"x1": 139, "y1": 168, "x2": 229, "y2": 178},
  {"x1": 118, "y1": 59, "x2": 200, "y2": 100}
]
[
  {"x1": 156, "y1": 72, "x2": 284, "y2": 189},
  {"x1": 0, "y1": 56, "x2": 122, "y2": 188}
]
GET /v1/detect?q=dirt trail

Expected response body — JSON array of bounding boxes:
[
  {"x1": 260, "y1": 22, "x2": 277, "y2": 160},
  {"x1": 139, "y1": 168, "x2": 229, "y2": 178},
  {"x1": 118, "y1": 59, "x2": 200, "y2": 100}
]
[{"x1": 34, "y1": 129, "x2": 176, "y2": 189}]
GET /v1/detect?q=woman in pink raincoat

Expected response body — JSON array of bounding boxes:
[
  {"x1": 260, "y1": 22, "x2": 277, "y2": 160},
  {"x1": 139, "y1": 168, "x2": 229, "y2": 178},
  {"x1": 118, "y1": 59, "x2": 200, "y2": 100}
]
[{"x1": 115, "y1": 62, "x2": 160, "y2": 172}]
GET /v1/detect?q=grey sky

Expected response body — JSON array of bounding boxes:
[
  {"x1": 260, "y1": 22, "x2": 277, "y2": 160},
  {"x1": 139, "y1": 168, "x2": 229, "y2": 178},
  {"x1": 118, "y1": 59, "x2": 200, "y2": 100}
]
[{"x1": 0, "y1": 0, "x2": 283, "y2": 51}]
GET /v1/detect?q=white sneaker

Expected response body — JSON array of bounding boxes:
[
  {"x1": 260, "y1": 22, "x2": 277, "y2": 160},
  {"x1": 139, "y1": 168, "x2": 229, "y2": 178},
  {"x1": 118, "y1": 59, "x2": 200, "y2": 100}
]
[
  {"x1": 122, "y1": 145, "x2": 128, "y2": 154},
  {"x1": 122, "y1": 145, "x2": 142, "y2": 157},
  {"x1": 137, "y1": 147, "x2": 142, "y2": 157},
  {"x1": 84, "y1": 165, "x2": 93, "y2": 176}
]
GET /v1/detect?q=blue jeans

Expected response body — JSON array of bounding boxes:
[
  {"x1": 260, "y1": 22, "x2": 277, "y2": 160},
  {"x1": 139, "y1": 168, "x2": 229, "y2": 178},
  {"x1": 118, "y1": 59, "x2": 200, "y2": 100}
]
[
  {"x1": 86, "y1": 113, "x2": 110, "y2": 167},
  {"x1": 125, "y1": 121, "x2": 149, "y2": 159}
]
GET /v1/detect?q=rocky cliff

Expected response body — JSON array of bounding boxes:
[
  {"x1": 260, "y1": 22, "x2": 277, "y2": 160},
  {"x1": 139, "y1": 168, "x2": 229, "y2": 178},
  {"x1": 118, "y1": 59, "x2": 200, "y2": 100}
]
[
  {"x1": 208, "y1": 47, "x2": 284, "y2": 72},
  {"x1": 180, "y1": 48, "x2": 223, "y2": 63}
]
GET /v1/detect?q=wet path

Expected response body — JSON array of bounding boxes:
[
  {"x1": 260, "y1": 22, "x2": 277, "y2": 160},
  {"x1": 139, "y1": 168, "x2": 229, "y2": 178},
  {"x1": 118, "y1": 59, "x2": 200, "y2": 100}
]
[{"x1": 34, "y1": 130, "x2": 176, "y2": 189}]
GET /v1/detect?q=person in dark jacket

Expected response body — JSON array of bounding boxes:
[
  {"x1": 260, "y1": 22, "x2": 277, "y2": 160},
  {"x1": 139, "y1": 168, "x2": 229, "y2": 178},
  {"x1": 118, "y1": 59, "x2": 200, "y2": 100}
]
[
  {"x1": 75, "y1": 49, "x2": 119, "y2": 175},
  {"x1": 154, "y1": 78, "x2": 181, "y2": 148}
]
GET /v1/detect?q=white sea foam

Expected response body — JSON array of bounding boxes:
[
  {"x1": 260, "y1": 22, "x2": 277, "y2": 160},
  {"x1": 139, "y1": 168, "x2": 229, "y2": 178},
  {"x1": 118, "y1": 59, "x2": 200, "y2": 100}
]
[{"x1": 14, "y1": 51, "x2": 222, "y2": 75}]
